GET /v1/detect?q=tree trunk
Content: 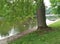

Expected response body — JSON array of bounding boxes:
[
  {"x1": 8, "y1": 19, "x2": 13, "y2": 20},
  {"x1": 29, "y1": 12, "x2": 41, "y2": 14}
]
[{"x1": 36, "y1": 0, "x2": 48, "y2": 30}]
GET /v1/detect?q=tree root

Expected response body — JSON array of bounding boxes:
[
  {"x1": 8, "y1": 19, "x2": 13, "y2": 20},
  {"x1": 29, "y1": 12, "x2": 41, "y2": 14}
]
[{"x1": 37, "y1": 26, "x2": 53, "y2": 34}]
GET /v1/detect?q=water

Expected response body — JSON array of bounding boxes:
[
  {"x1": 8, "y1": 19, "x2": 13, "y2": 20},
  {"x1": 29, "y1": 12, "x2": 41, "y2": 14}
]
[
  {"x1": 0, "y1": 19, "x2": 57, "y2": 40},
  {"x1": 46, "y1": 19, "x2": 56, "y2": 25},
  {"x1": 0, "y1": 27, "x2": 19, "y2": 40},
  {"x1": 8, "y1": 27, "x2": 18, "y2": 36}
]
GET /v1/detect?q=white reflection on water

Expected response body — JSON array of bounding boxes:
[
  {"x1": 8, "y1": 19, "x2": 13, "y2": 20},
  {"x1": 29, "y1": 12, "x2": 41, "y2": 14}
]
[
  {"x1": 8, "y1": 27, "x2": 18, "y2": 36},
  {"x1": 46, "y1": 19, "x2": 56, "y2": 25},
  {"x1": 0, "y1": 19, "x2": 57, "y2": 40},
  {"x1": 0, "y1": 27, "x2": 18, "y2": 40}
]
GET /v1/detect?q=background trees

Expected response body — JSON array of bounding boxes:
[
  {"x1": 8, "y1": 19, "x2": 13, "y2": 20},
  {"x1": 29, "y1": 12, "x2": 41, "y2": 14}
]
[
  {"x1": 0, "y1": 0, "x2": 59, "y2": 34},
  {"x1": 50, "y1": 0, "x2": 60, "y2": 15},
  {"x1": 0, "y1": 0, "x2": 37, "y2": 34}
]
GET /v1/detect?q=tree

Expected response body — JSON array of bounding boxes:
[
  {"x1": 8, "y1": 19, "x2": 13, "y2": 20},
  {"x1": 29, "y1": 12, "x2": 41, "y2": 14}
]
[
  {"x1": 50, "y1": 0, "x2": 60, "y2": 15},
  {"x1": 0, "y1": 0, "x2": 36, "y2": 34},
  {"x1": 0, "y1": 0, "x2": 52, "y2": 43},
  {"x1": 35, "y1": 0, "x2": 48, "y2": 30}
]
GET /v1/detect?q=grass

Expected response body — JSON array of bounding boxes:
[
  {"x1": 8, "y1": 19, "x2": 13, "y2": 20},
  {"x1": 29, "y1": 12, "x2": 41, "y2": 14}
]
[{"x1": 9, "y1": 21, "x2": 60, "y2": 44}]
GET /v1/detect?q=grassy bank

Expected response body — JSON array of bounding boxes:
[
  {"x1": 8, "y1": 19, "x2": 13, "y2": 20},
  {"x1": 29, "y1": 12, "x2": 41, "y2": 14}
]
[{"x1": 9, "y1": 21, "x2": 60, "y2": 44}]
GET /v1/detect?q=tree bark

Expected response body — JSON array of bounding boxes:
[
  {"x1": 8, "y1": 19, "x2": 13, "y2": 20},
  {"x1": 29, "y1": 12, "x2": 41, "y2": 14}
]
[{"x1": 36, "y1": 0, "x2": 48, "y2": 29}]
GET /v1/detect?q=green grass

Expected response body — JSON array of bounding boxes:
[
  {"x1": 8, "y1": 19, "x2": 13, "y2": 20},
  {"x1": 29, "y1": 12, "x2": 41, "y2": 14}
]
[{"x1": 9, "y1": 21, "x2": 60, "y2": 44}]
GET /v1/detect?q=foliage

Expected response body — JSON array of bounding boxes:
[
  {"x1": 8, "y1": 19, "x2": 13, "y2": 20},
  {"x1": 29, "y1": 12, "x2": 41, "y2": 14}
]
[
  {"x1": 50, "y1": 0, "x2": 60, "y2": 14},
  {"x1": 0, "y1": 0, "x2": 37, "y2": 34},
  {"x1": 0, "y1": 0, "x2": 37, "y2": 23}
]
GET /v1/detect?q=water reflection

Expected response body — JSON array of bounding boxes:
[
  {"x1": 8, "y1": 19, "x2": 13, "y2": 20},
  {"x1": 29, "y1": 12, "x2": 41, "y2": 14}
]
[
  {"x1": 8, "y1": 26, "x2": 19, "y2": 36},
  {"x1": 0, "y1": 19, "x2": 57, "y2": 40},
  {"x1": 0, "y1": 27, "x2": 19, "y2": 40}
]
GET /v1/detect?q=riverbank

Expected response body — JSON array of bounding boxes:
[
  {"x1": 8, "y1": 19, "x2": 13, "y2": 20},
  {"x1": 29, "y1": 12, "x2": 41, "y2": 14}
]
[
  {"x1": 9, "y1": 20, "x2": 60, "y2": 44},
  {"x1": 0, "y1": 19, "x2": 60, "y2": 44}
]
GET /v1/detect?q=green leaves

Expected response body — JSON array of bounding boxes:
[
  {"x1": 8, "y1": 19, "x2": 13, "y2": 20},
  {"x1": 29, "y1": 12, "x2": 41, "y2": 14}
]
[
  {"x1": 50, "y1": 0, "x2": 60, "y2": 14},
  {"x1": 0, "y1": 0, "x2": 37, "y2": 34}
]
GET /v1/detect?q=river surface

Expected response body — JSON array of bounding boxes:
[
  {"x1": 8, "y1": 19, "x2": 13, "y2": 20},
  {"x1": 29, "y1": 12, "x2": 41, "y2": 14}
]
[
  {"x1": 0, "y1": 19, "x2": 57, "y2": 40},
  {"x1": 0, "y1": 27, "x2": 19, "y2": 40}
]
